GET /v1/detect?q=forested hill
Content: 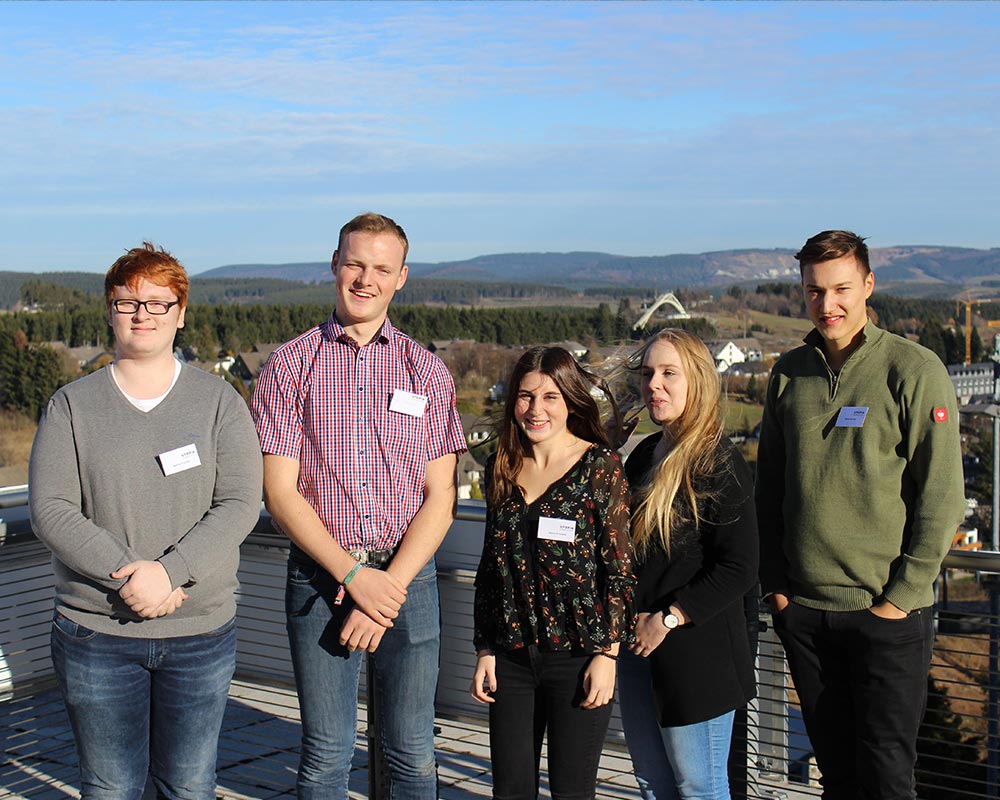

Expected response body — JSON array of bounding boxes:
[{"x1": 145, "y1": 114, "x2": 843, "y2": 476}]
[
  {"x1": 200, "y1": 245, "x2": 1000, "y2": 289},
  {"x1": 4, "y1": 244, "x2": 1000, "y2": 310},
  {"x1": 0, "y1": 274, "x2": 578, "y2": 311},
  {"x1": 200, "y1": 250, "x2": 799, "y2": 287}
]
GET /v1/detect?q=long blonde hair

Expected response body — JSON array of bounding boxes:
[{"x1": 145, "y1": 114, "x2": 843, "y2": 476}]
[{"x1": 629, "y1": 329, "x2": 724, "y2": 557}]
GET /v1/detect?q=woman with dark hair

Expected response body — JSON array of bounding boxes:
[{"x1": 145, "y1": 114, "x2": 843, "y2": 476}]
[
  {"x1": 470, "y1": 346, "x2": 636, "y2": 799},
  {"x1": 617, "y1": 329, "x2": 758, "y2": 800}
]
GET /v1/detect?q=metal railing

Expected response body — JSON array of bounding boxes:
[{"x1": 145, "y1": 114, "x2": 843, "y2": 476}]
[{"x1": 1, "y1": 488, "x2": 998, "y2": 799}]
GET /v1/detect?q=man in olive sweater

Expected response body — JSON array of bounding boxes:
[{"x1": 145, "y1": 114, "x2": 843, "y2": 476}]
[{"x1": 756, "y1": 230, "x2": 966, "y2": 800}]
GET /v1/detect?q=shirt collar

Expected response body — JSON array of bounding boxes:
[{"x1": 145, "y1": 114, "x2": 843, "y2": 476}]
[
  {"x1": 804, "y1": 319, "x2": 883, "y2": 365},
  {"x1": 804, "y1": 318, "x2": 880, "y2": 348},
  {"x1": 324, "y1": 312, "x2": 394, "y2": 348}
]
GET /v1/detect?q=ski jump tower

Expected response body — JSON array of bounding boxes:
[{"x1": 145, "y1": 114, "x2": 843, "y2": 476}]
[{"x1": 633, "y1": 291, "x2": 691, "y2": 331}]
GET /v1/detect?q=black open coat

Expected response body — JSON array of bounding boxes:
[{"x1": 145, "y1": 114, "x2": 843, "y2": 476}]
[{"x1": 625, "y1": 435, "x2": 758, "y2": 726}]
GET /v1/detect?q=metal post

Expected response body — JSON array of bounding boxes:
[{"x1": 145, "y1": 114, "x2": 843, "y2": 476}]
[
  {"x1": 729, "y1": 589, "x2": 761, "y2": 799},
  {"x1": 754, "y1": 621, "x2": 790, "y2": 787},
  {"x1": 989, "y1": 354, "x2": 1000, "y2": 798},
  {"x1": 990, "y1": 583, "x2": 999, "y2": 799},
  {"x1": 994, "y1": 413, "x2": 999, "y2": 551}
]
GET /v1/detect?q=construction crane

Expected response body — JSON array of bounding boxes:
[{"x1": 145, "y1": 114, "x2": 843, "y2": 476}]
[{"x1": 956, "y1": 293, "x2": 1000, "y2": 364}]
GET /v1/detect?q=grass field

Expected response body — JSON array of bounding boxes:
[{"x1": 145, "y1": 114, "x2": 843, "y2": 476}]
[
  {"x1": 707, "y1": 308, "x2": 813, "y2": 347},
  {"x1": 0, "y1": 409, "x2": 35, "y2": 476},
  {"x1": 725, "y1": 399, "x2": 763, "y2": 434},
  {"x1": 628, "y1": 398, "x2": 762, "y2": 438}
]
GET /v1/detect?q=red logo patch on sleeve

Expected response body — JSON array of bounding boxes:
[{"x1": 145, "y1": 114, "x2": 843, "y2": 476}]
[{"x1": 933, "y1": 407, "x2": 948, "y2": 423}]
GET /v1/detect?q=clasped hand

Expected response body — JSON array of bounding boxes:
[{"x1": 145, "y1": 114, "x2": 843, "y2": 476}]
[
  {"x1": 344, "y1": 567, "x2": 406, "y2": 627},
  {"x1": 629, "y1": 611, "x2": 669, "y2": 657},
  {"x1": 339, "y1": 608, "x2": 388, "y2": 653},
  {"x1": 338, "y1": 568, "x2": 408, "y2": 653},
  {"x1": 113, "y1": 561, "x2": 188, "y2": 618}
]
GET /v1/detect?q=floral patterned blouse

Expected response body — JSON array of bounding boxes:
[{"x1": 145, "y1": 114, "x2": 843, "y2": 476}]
[{"x1": 473, "y1": 445, "x2": 637, "y2": 653}]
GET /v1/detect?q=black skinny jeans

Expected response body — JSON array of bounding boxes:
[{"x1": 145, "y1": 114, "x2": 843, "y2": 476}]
[
  {"x1": 489, "y1": 647, "x2": 613, "y2": 800},
  {"x1": 773, "y1": 603, "x2": 934, "y2": 800}
]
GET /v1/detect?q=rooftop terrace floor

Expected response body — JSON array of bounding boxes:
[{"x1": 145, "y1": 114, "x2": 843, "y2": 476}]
[{"x1": 2, "y1": 678, "x2": 643, "y2": 800}]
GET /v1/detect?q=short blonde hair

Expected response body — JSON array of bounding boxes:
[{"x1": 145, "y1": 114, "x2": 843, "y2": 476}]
[{"x1": 337, "y1": 212, "x2": 409, "y2": 262}]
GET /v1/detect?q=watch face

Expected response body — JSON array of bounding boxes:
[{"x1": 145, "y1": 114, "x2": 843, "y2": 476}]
[{"x1": 662, "y1": 612, "x2": 679, "y2": 629}]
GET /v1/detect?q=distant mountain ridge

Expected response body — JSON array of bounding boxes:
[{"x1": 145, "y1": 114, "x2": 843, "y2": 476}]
[
  {"x1": 5, "y1": 246, "x2": 1000, "y2": 310},
  {"x1": 198, "y1": 245, "x2": 1000, "y2": 289}
]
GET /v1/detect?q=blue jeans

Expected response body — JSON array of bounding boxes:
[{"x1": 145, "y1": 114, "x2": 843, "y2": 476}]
[
  {"x1": 618, "y1": 652, "x2": 734, "y2": 800},
  {"x1": 50, "y1": 613, "x2": 236, "y2": 800},
  {"x1": 286, "y1": 552, "x2": 440, "y2": 800}
]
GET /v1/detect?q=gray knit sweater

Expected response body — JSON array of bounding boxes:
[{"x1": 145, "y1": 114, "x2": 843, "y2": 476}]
[{"x1": 29, "y1": 364, "x2": 263, "y2": 637}]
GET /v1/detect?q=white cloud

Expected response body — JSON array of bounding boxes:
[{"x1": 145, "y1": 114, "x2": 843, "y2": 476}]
[{"x1": 1, "y1": 1, "x2": 999, "y2": 271}]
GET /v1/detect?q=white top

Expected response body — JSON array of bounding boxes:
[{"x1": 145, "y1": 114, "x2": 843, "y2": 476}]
[{"x1": 110, "y1": 359, "x2": 182, "y2": 411}]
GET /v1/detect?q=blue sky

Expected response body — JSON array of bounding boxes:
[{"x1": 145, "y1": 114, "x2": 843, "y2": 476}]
[{"x1": 2, "y1": 1, "x2": 998, "y2": 274}]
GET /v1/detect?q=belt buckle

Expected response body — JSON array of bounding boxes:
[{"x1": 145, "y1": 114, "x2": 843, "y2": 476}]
[{"x1": 349, "y1": 549, "x2": 370, "y2": 565}]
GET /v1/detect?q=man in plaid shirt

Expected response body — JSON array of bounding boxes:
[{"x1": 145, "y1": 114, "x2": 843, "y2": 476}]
[{"x1": 252, "y1": 212, "x2": 466, "y2": 799}]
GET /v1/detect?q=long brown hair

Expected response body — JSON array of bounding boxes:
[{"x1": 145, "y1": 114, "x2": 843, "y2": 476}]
[
  {"x1": 629, "y1": 329, "x2": 724, "y2": 556},
  {"x1": 488, "y1": 347, "x2": 613, "y2": 505}
]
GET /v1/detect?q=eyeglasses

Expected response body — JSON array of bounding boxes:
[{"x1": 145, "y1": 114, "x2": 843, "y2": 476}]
[{"x1": 111, "y1": 299, "x2": 181, "y2": 315}]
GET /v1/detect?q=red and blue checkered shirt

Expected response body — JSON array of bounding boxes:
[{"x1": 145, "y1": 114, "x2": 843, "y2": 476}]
[{"x1": 252, "y1": 314, "x2": 466, "y2": 551}]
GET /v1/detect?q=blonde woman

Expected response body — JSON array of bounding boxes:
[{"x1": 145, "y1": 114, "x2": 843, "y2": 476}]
[{"x1": 618, "y1": 329, "x2": 758, "y2": 800}]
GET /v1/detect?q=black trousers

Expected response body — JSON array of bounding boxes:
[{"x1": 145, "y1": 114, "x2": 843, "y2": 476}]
[
  {"x1": 489, "y1": 647, "x2": 613, "y2": 800},
  {"x1": 773, "y1": 603, "x2": 934, "y2": 800}
]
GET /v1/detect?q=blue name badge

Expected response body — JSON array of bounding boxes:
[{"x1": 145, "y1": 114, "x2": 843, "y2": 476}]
[{"x1": 836, "y1": 406, "x2": 869, "y2": 427}]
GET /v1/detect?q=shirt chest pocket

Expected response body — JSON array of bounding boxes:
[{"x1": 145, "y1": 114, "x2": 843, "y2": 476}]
[{"x1": 381, "y1": 408, "x2": 428, "y2": 460}]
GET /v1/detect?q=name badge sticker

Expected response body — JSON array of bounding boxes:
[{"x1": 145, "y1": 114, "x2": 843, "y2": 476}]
[
  {"x1": 538, "y1": 516, "x2": 576, "y2": 542},
  {"x1": 836, "y1": 406, "x2": 869, "y2": 428},
  {"x1": 390, "y1": 389, "x2": 428, "y2": 418},
  {"x1": 158, "y1": 443, "x2": 201, "y2": 476}
]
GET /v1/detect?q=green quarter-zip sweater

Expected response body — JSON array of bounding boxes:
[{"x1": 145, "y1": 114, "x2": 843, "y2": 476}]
[{"x1": 756, "y1": 321, "x2": 965, "y2": 613}]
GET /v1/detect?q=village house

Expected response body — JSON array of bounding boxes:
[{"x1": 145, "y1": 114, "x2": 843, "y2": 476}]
[
  {"x1": 428, "y1": 339, "x2": 477, "y2": 355},
  {"x1": 456, "y1": 450, "x2": 486, "y2": 500},
  {"x1": 704, "y1": 337, "x2": 762, "y2": 373},
  {"x1": 230, "y1": 344, "x2": 283, "y2": 382},
  {"x1": 461, "y1": 413, "x2": 492, "y2": 447}
]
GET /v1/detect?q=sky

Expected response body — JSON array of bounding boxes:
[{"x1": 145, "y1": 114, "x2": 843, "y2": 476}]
[{"x1": 1, "y1": 1, "x2": 998, "y2": 274}]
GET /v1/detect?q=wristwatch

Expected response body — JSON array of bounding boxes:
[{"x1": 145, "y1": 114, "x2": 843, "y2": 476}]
[{"x1": 661, "y1": 610, "x2": 680, "y2": 630}]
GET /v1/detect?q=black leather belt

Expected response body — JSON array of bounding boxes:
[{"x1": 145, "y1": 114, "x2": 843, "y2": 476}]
[{"x1": 347, "y1": 546, "x2": 397, "y2": 567}]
